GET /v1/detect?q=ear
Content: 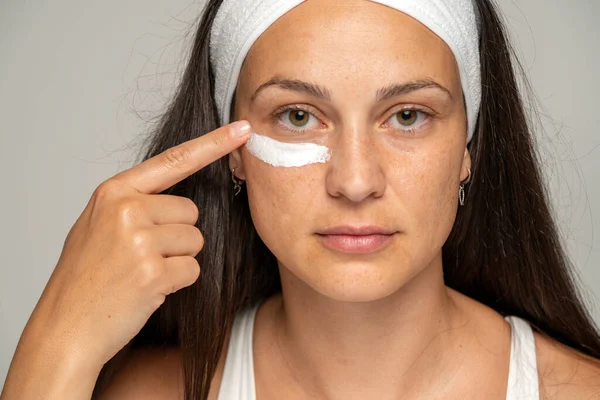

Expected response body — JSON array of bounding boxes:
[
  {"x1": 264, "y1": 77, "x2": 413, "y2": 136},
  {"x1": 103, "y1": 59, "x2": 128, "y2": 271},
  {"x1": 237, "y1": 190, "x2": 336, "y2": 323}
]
[
  {"x1": 460, "y1": 147, "x2": 472, "y2": 184},
  {"x1": 228, "y1": 149, "x2": 246, "y2": 180}
]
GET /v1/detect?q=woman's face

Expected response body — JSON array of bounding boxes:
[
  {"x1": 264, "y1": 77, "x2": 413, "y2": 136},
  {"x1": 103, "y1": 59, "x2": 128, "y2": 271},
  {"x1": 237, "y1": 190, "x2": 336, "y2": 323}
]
[{"x1": 230, "y1": 0, "x2": 471, "y2": 302}]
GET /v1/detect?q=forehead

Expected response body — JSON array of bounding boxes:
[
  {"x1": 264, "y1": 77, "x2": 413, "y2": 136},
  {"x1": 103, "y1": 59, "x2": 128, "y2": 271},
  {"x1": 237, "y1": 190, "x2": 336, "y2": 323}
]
[{"x1": 239, "y1": 0, "x2": 460, "y2": 97}]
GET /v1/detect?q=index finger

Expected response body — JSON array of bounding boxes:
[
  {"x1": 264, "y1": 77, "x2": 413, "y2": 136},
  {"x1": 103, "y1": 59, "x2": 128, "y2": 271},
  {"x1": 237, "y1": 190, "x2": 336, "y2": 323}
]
[{"x1": 113, "y1": 120, "x2": 252, "y2": 194}]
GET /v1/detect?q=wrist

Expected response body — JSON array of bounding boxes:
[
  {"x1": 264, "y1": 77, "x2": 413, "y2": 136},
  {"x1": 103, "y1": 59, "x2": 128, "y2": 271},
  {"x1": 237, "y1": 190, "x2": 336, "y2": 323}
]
[{"x1": 2, "y1": 319, "x2": 103, "y2": 400}]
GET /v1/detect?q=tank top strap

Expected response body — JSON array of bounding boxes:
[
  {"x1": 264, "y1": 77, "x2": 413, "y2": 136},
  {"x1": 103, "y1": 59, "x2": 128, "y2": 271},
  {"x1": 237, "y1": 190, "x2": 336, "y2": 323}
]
[
  {"x1": 504, "y1": 315, "x2": 540, "y2": 400},
  {"x1": 217, "y1": 301, "x2": 261, "y2": 400}
]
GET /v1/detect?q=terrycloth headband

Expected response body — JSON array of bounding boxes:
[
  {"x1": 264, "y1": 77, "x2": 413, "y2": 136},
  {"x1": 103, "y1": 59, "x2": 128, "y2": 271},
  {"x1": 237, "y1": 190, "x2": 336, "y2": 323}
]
[{"x1": 210, "y1": 0, "x2": 481, "y2": 141}]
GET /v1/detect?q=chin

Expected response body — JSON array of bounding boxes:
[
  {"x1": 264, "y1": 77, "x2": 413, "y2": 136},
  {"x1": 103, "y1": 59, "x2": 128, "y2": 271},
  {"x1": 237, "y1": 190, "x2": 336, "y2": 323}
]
[{"x1": 305, "y1": 259, "x2": 408, "y2": 303}]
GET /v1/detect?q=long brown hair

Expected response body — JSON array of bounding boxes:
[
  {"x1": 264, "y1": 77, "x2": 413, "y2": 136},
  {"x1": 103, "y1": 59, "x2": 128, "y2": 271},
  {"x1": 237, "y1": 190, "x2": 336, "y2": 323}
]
[{"x1": 92, "y1": 0, "x2": 600, "y2": 398}]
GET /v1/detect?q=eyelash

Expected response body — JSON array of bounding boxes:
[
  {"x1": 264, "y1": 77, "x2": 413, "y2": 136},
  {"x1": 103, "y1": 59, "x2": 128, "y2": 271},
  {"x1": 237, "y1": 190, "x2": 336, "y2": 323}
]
[{"x1": 271, "y1": 105, "x2": 433, "y2": 135}]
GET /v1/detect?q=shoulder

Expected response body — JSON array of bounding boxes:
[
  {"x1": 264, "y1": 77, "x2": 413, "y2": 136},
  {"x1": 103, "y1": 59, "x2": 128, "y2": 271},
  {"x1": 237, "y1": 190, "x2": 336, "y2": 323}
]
[
  {"x1": 94, "y1": 347, "x2": 184, "y2": 400},
  {"x1": 535, "y1": 331, "x2": 600, "y2": 399},
  {"x1": 447, "y1": 288, "x2": 600, "y2": 398},
  {"x1": 95, "y1": 346, "x2": 229, "y2": 400}
]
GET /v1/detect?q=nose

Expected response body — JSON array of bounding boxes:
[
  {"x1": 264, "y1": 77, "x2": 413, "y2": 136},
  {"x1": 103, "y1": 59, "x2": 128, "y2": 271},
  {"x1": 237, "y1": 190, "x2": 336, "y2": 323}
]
[{"x1": 325, "y1": 127, "x2": 386, "y2": 202}]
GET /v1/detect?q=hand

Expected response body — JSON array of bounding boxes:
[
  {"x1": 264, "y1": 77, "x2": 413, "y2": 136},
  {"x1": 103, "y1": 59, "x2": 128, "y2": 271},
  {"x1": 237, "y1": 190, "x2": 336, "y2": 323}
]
[{"x1": 21, "y1": 120, "x2": 251, "y2": 371}]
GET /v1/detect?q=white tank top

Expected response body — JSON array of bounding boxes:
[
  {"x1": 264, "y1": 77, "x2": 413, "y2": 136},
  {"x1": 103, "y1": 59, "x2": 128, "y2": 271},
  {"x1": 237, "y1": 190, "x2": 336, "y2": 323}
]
[{"x1": 217, "y1": 301, "x2": 539, "y2": 400}]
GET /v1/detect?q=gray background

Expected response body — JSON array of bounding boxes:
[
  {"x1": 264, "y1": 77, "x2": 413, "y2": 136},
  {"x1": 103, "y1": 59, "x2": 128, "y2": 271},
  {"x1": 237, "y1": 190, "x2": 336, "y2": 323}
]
[{"x1": 1, "y1": 0, "x2": 599, "y2": 388}]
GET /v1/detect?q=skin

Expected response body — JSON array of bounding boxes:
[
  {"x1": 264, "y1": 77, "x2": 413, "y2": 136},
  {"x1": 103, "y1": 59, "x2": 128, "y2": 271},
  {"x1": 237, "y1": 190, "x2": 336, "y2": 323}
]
[
  {"x1": 224, "y1": 0, "x2": 600, "y2": 399},
  {"x1": 226, "y1": 0, "x2": 500, "y2": 398}
]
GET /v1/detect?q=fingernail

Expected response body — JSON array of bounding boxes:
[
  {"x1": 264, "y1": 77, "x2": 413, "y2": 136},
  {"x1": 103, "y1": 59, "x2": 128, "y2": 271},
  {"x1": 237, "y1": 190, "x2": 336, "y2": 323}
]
[{"x1": 230, "y1": 120, "x2": 252, "y2": 138}]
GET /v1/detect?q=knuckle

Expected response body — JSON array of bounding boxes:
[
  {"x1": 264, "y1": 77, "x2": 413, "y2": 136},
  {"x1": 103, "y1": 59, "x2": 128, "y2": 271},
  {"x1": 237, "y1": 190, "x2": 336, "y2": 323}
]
[
  {"x1": 184, "y1": 198, "x2": 200, "y2": 224},
  {"x1": 188, "y1": 258, "x2": 201, "y2": 280},
  {"x1": 93, "y1": 180, "x2": 123, "y2": 202},
  {"x1": 89, "y1": 180, "x2": 133, "y2": 223},
  {"x1": 193, "y1": 227, "x2": 205, "y2": 253},
  {"x1": 130, "y1": 229, "x2": 153, "y2": 255},
  {"x1": 137, "y1": 258, "x2": 164, "y2": 286},
  {"x1": 115, "y1": 198, "x2": 142, "y2": 224},
  {"x1": 163, "y1": 146, "x2": 193, "y2": 170},
  {"x1": 182, "y1": 257, "x2": 201, "y2": 284}
]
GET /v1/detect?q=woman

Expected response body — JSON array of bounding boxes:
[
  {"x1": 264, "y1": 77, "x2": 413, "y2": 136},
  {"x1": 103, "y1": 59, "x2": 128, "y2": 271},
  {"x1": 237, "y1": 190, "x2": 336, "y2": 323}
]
[{"x1": 2, "y1": 0, "x2": 600, "y2": 399}]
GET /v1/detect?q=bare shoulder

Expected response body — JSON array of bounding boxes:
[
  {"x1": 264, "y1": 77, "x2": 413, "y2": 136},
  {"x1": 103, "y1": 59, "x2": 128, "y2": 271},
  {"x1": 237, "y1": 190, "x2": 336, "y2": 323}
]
[
  {"x1": 535, "y1": 331, "x2": 600, "y2": 399},
  {"x1": 95, "y1": 345, "x2": 229, "y2": 400},
  {"x1": 95, "y1": 347, "x2": 185, "y2": 400},
  {"x1": 94, "y1": 346, "x2": 229, "y2": 400},
  {"x1": 447, "y1": 288, "x2": 600, "y2": 398},
  {"x1": 94, "y1": 330, "x2": 231, "y2": 400}
]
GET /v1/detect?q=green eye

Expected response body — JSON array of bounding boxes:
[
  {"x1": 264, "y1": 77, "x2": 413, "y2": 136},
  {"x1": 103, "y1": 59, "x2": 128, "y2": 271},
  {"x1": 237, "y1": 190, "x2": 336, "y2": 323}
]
[
  {"x1": 274, "y1": 105, "x2": 320, "y2": 133},
  {"x1": 386, "y1": 109, "x2": 430, "y2": 135},
  {"x1": 396, "y1": 110, "x2": 418, "y2": 126},
  {"x1": 288, "y1": 110, "x2": 309, "y2": 127}
]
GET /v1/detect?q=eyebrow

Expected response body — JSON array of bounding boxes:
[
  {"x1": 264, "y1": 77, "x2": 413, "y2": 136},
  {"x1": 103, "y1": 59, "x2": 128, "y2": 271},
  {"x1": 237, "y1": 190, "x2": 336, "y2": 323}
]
[{"x1": 250, "y1": 76, "x2": 453, "y2": 104}]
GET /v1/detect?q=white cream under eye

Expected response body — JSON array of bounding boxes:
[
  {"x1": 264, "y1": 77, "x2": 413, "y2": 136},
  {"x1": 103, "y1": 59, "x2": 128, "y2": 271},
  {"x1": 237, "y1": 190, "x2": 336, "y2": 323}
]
[{"x1": 245, "y1": 132, "x2": 331, "y2": 168}]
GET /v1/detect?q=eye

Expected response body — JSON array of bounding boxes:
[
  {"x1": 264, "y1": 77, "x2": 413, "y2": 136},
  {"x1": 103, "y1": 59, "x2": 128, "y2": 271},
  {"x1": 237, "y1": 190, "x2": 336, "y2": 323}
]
[
  {"x1": 385, "y1": 109, "x2": 430, "y2": 134},
  {"x1": 274, "y1": 106, "x2": 321, "y2": 132}
]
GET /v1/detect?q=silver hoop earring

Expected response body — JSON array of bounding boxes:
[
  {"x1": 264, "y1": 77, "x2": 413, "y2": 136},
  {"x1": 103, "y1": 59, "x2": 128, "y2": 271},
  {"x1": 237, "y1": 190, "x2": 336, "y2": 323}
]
[
  {"x1": 231, "y1": 167, "x2": 244, "y2": 197},
  {"x1": 459, "y1": 168, "x2": 471, "y2": 206}
]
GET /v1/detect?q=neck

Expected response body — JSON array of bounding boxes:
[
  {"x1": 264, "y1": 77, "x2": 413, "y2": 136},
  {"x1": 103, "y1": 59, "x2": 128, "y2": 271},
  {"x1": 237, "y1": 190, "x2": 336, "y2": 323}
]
[{"x1": 272, "y1": 253, "x2": 471, "y2": 399}]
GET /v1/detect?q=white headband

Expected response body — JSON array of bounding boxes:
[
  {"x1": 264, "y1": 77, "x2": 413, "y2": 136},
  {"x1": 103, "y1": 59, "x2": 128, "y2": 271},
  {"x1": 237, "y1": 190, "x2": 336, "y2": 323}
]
[{"x1": 209, "y1": 0, "x2": 481, "y2": 142}]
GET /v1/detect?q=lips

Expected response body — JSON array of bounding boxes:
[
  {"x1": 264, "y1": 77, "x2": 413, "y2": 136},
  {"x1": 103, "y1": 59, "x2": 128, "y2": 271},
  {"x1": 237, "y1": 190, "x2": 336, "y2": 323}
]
[{"x1": 316, "y1": 225, "x2": 397, "y2": 253}]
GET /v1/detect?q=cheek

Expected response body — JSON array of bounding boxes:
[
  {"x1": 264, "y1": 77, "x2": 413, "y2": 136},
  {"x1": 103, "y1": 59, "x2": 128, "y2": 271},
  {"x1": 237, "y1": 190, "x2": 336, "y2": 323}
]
[
  {"x1": 242, "y1": 149, "x2": 322, "y2": 246},
  {"x1": 389, "y1": 145, "x2": 461, "y2": 249}
]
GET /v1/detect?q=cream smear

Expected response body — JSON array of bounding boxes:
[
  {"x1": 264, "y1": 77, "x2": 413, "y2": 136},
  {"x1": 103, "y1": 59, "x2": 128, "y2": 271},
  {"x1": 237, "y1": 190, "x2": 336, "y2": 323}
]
[{"x1": 245, "y1": 132, "x2": 331, "y2": 167}]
